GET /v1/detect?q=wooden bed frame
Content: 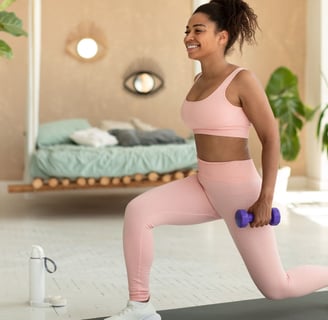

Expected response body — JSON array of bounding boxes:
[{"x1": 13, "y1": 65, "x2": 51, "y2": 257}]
[{"x1": 7, "y1": 169, "x2": 197, "y2": 193}]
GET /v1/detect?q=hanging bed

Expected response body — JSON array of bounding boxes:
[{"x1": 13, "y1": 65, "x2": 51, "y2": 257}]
[
  {"x1": 7, "y1": 1, "x2": 198, "y2": 193},
  {"x1": 8, "y1": 118, "x2": 197, "y2": 193}
]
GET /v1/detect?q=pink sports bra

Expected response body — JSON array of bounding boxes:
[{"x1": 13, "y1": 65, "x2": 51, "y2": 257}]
[{"x1": 181, "y1": 67, "x2": 251, "y2": 138}]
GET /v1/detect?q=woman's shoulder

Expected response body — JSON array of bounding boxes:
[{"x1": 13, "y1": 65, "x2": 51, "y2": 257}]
[
  {"x1": 233, "y1": 68, "x2": 266, "y2": 98},
  {"x1": 234, "y1": 66, "x2": 252, "y2": 77},
  {"x1": 234, "y1": 67, "x2": 259, "y2": 87}
]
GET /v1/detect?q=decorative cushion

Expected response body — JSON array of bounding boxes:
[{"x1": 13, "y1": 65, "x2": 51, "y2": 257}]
[
  {"x1": 37, "y1": 118, "x2": 91, "y2": 147},
  {"x1": 137, "y1": 129, "x2": 185, "y2": 145},
  {"x1": 70, "y1": 127, "x2": 118, "y2": 147},
  {"x1": 108, "y1": 129, "x2": 140, "y2": 146},
  {"x1": 110, "y1": 129, "x2": 185, "y2": 146}
]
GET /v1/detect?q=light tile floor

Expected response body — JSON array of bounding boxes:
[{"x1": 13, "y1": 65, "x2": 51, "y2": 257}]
[{"x1": 1, "y1": 182, "x2": 328, "y2": 320}]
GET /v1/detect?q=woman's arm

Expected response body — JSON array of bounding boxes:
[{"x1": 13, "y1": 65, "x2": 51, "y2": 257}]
[{"x1": 236, "y1": 70, "x2": 280, "y2": 227}]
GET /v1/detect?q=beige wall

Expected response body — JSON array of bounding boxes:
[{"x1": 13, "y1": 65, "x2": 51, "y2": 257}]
[{"x1": 0, "y1": 0, "x2": 306, "y2": 180}]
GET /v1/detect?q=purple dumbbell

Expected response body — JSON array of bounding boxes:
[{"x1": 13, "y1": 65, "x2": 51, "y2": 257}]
[{"x1": 235, "y1": 208, "x2": 281, "y2": 228}]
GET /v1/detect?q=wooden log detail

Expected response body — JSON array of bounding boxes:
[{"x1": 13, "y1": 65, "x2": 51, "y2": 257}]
[
  {"x1": 161, "y1": 174, "x2": 172, "y2": 183},
  {"x1": 76, "y1": 177, "x2": 87, "y2": 187},
  {"x1": 173, "y1": 171, "x2": 185, "y2": 180},
  {"x1": 87, "y1": 178, "x2": 96, "y2": 186},
  {"x1": 61, "y1": 178, "x2": 70, "y2": 187},
  {"x1": 99, "y1": 177, "x2": 110, "y2": 186},
  {"x1": 187, "y1": 169, "x2": 197, "y2": 176},
  {"x1": 32, "y1": 178, "x2": 43, "y2": 189},
  {"x1": 48, "y1": 178, "x2": 59, "y2": 188},
  {"x1": 122, "y1": 176, "x2": 132, "y2": 185},
  {"x1": 8, "y1": 169, "x2": 198, "y2": 193},
  {"x1": 148, "y1": 172, "x2": 159, "y2": 182},
  {"x1": 134, "y1": 173, "x2": 144, "y2": 182},
  {"x1": 111, "y1": 177, "x2": 121, "y2": 185}
]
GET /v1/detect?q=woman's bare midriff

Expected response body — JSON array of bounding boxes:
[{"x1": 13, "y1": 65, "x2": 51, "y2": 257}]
[{"x1": 194, "y1": 134, "x2": 250, "y2": 162}]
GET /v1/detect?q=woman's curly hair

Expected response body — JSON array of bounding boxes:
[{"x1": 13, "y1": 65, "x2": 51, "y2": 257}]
[{"x1": 194, "y1": 0, "x2": 260, "y2": 54}]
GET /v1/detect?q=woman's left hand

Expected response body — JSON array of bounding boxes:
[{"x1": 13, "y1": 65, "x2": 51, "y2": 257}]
[{"x1": 247, "y1": 199, "x2": 273, "y2": 228}]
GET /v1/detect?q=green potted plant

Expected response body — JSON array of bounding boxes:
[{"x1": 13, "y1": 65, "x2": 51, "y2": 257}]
[
  {"x1": 0, "y1": 0, "x2": 27, "y2": 59},
  {"x1": 265, "y1": 66, "x2": 317, "y2": 200},
  {"x1": 265, "y1": 66, "x2": 317, "y2": 161}
]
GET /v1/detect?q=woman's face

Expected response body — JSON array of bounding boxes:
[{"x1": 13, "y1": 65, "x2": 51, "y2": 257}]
[{"x1": 184, "y1": 12, "x2": 226, "y2": 61}]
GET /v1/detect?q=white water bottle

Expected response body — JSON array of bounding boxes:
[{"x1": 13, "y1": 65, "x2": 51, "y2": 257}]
[{"x1": 29, "y1": 245, "x2": 46, "y2": 307}]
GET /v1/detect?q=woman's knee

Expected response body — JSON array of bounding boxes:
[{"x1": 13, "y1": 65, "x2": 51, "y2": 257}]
[
  {"x1": 125, "y1": 196, "x2": 141, "y2": 215},
  {"x1": 125, "y1": 192, "x2": 152, "y2": 212},
  {"x1": 261, "y1": 290, "x2": 284, "y2": 300},
  {"x1": 124, "y1": 195, "x2": 154, "y2": 228},
  {"x1": 257, "y1": 281, "x2": 290, "y2": 300}
]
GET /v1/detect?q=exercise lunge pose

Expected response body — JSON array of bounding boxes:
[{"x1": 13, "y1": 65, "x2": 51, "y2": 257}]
[{"x1": 106, "y1": 1, "x2": 328, "y2": 319}]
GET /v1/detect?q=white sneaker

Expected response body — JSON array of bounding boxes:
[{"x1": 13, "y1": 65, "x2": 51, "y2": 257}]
[{"x1": 105, "y1": 300, "x2": 161, "y2": 320}]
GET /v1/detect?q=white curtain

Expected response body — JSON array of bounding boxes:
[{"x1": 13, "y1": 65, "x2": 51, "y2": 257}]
[{"x1": 24, "y1": 0, "x2": 41, "y2": 182}]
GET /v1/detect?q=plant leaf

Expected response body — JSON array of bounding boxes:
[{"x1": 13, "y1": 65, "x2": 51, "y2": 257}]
[
  {"x1": 304, "y1": 104, "x2": 319, "y2": 121},
  {"x1": 0, "y1": 0, "x2": 16, "y2": 11},
  {"x1": 294, "y1": 101, "x2": 306, "y2": 116},
  {"x1": 317, "y1": 104, "x2": 328, "y2": 137},
  {"x1": 322, "y1": 125, "x2": 328, "y2": 157},
  {"x1": 0, "y1": 11, "x2": 27, "y2": 36},
  {"x1": 292, "y1": 114, "x2": 303, "y2": 130},
  {"x1": 0, "y1": 38, "x2": 12, "y2": 58},
  {"x1": 265, "y1": 67, "x2": 297, "y2": 96},
  {"x1": 281, "y1": 134, "x2": 300, "y2": 161}
]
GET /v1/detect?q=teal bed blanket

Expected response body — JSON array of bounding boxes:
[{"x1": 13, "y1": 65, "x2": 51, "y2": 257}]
[{"x1": 29, "y1": 140, "x2": 197, "y2": 179}]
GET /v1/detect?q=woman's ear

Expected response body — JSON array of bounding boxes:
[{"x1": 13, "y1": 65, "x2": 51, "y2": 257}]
[{"x1": 217, "y1": 30, "x2": 229, "y2": 47}]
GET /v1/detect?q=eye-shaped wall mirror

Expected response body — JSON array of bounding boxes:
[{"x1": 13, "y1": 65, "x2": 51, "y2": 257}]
[{"x1": 124, "y1": 71, "x2": 164, "y2": 95}]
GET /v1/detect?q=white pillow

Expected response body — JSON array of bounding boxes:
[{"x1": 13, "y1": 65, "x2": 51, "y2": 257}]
[
  {"x1": 130, "y1": 117, "x2": 157, "y2": 131},
  {"x1": 100, "y1": 120, "x2": 134, "y2": 131},
  {"x1": 70, "y1": 128, "x2": 118, "y2": 147}
]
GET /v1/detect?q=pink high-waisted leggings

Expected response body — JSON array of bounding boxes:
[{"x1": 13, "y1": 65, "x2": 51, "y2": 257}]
[{"x1": 123, "y1": 159, "x2": 328, "y2": 301}]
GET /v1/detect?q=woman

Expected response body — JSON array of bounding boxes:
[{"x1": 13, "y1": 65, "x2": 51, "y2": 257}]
[{"x1": 107, "y1": 1, "x2": 328, "y2": 319}]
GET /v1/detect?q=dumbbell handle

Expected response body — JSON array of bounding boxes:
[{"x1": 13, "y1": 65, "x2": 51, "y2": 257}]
[{"x1": 235, "y1": 208, "x2": 280, "y2": 228}]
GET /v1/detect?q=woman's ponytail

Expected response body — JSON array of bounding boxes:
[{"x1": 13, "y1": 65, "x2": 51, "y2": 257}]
[{"x1": 195, "y1": 0, "x2": 259, "y2": 54}]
